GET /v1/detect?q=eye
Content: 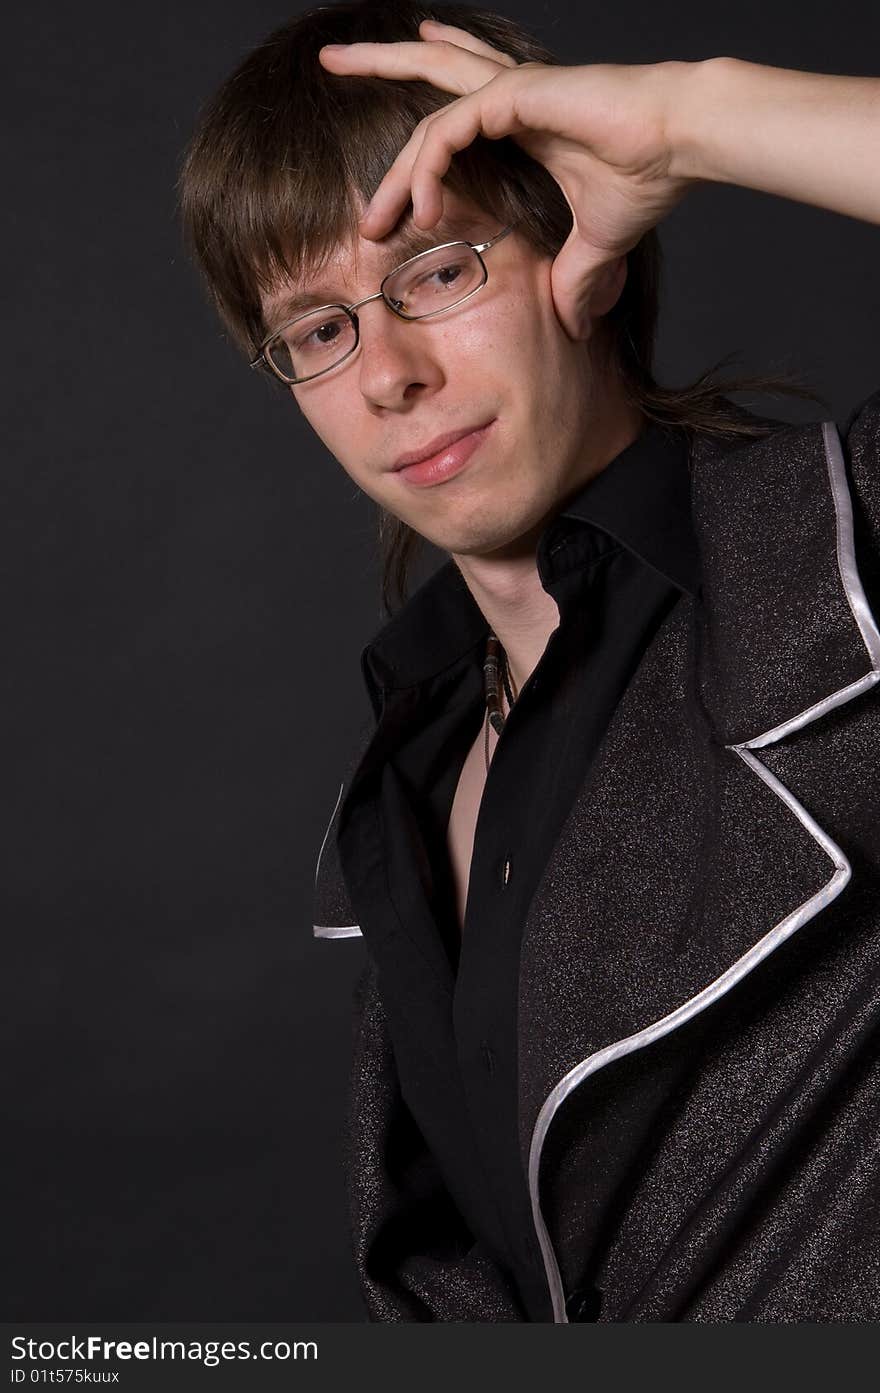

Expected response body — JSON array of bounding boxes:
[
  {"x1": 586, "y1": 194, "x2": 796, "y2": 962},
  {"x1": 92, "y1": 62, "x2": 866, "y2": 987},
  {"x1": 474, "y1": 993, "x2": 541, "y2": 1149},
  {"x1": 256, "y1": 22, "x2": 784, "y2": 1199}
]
[
  {"x1": 288, "y1": 313, "x2": 351, "y2": 354},
  {"x1": 416, "y1": 263, "x2": 464, "y2": 291},
  {"x1": 298, "y1": 320, "x2": 343, "y2": 349}
]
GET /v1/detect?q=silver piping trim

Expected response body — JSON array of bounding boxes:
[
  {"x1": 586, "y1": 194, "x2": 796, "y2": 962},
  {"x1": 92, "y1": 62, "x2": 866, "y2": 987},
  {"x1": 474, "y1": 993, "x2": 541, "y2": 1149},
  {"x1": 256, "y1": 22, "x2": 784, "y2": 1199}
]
[
  {"x1": 527, "y1": 419, "x2": 879, "y2": 1322},
  {"x1": 312, "y1": 779, "x2": 362, "y2": 938},
  {"x1": 823, "y1": 420, "x2": 880, "y2": 667},
  {"x1": 315, "y1": 779, "x2": 345, "y2": 891},
  {"x1": 745, "y1": 670, "x2": 880, "y2": 749}
]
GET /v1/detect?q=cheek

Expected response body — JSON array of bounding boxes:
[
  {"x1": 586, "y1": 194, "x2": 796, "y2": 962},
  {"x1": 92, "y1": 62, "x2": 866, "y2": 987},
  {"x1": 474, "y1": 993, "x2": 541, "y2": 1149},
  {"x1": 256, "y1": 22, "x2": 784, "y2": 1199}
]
[
  {"x1": 295, "y1": 392, "x2": 361, "y2": 474},
  {"x1": 491, "y1": 260, "x2": 571, "y2": 366},
  {"x1": 451, "y1": 271, "x2": 585, "y2": 420}
]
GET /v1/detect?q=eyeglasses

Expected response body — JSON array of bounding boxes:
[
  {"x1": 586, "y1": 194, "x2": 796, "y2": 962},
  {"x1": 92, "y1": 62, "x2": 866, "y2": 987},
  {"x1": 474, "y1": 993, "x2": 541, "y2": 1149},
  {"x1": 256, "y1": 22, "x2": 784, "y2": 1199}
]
[{"x1": 250, "y1": 224, "x2": 515, "y2": 386}]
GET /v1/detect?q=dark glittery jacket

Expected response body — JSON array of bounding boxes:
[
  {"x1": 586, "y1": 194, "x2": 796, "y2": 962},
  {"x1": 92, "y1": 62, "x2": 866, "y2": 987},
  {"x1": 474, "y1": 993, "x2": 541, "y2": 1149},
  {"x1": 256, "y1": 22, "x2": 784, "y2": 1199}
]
[{"x1": 312, "y1": 389, "x2": 880, "y2": 1322}]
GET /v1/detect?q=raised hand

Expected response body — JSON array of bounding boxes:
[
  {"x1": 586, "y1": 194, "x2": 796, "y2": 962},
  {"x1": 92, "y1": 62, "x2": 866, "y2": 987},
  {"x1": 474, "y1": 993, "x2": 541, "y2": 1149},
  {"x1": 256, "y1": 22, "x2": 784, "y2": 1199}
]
[{"x1": 319, "y1": 19, "x2": 700, "y2": 339}]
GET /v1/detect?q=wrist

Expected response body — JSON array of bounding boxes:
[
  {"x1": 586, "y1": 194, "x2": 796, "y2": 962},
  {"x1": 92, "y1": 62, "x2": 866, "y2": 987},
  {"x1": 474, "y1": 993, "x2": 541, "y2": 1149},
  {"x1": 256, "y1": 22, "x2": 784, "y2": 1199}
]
[{"x1": 664, "y1": 55, "x2": 741, "y2": 184}]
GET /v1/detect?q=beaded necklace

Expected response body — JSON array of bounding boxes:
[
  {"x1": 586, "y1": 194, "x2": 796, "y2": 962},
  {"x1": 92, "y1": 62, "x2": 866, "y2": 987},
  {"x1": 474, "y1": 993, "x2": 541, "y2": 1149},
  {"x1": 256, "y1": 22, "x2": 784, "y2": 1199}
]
[{"x1": 482, "y1": 633, "x2": 518, "y2": 773}]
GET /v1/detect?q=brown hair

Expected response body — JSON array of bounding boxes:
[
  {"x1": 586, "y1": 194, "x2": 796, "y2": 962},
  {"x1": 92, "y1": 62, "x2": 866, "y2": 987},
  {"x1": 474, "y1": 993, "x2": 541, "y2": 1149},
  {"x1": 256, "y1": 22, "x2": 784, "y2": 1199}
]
[{"x1": 178, "y1": 0, "x2": 824, "y2": 616}]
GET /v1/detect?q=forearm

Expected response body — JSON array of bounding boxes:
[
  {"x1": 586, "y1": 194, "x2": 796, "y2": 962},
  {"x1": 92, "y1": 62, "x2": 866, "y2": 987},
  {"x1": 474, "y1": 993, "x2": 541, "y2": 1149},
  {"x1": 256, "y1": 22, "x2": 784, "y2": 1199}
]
[{"x1": 670, "y1": 56, "x2": 880, "y2": 225}]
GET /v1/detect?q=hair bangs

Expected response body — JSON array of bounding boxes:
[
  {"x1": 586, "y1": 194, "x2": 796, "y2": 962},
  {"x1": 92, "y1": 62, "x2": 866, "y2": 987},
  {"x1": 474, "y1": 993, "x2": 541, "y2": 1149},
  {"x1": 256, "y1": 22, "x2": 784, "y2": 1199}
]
[{"x1": 178, "y1": 2, "x2": 567, "y2": 356}]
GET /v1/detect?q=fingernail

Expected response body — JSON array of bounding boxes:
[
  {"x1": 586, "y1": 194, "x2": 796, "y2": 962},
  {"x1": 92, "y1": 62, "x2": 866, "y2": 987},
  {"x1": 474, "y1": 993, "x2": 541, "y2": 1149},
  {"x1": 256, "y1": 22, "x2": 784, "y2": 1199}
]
[{"x1": 321, "y1": 44, "x2": 347, "y2": 52}]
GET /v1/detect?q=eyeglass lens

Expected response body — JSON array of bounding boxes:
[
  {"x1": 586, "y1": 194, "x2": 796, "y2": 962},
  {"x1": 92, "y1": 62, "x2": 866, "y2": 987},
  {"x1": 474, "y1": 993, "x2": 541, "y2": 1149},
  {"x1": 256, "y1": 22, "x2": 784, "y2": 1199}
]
[{"x1": 266, "y1": 243, "x2": 486, "y2": 382}]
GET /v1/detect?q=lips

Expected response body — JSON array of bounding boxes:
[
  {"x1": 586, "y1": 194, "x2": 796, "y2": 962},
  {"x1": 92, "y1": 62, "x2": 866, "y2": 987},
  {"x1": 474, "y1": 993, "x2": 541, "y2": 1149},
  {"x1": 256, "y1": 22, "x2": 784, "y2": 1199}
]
[
  {"x1": 390, "y1": 420, "x2": 495, "y2": 472},
  {"x1": 391, "y1": 421, "x2": 495, "y2": 489}
]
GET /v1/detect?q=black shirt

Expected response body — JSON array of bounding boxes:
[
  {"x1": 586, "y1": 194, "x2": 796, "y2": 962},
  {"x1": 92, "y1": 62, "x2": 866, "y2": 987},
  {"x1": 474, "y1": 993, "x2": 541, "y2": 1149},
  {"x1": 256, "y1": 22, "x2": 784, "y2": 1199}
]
[{"x1": 337, "y1": 420, "x2": 702, "y2": 1320}]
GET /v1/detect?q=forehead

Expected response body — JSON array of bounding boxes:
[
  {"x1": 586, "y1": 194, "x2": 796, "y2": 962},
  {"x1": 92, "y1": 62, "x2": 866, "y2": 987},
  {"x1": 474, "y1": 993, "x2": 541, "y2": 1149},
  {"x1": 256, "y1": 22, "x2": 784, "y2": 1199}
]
[{"x1": 259, "y1": 201, "x2": 498, "y2": 335}]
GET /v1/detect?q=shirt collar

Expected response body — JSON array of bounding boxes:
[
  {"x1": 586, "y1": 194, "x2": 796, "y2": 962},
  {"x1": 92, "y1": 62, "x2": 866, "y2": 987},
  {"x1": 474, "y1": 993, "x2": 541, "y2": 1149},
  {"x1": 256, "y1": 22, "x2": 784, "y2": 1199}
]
[{"x1": 362, "y1": 420, "x2": 700, "y2": 695}]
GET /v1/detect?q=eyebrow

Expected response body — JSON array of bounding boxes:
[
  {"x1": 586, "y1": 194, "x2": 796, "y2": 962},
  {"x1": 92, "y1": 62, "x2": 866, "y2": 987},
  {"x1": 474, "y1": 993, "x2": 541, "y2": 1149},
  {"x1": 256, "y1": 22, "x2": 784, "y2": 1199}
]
[{"x1": 262, "y1": 216, "x2": 474, "y2": 336}]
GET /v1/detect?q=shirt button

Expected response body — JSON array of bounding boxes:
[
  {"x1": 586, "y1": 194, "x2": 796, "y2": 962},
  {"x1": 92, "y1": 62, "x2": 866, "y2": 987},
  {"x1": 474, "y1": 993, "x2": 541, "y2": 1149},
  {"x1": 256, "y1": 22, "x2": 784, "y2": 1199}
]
[{"x1": 502, "y1": 857, "x2": 512, "y2": 886}]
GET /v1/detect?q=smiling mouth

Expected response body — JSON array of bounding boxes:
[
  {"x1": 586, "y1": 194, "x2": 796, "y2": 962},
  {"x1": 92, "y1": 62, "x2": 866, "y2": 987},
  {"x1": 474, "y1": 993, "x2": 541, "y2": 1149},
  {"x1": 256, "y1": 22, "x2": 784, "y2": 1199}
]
[
  {"x1": 391, "y1": 420, "x2": 496, "y2": 488},
  {"x1": 391, "y1": 420, "x2": 494, "y2": 472}
]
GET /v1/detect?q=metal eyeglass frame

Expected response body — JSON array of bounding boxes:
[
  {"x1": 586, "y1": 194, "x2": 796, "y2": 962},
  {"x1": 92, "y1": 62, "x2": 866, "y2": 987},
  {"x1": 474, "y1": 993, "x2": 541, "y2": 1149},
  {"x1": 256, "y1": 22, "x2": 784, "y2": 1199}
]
[{"x1": 249, "y1": 223, "x2": 515, "y2": 386}]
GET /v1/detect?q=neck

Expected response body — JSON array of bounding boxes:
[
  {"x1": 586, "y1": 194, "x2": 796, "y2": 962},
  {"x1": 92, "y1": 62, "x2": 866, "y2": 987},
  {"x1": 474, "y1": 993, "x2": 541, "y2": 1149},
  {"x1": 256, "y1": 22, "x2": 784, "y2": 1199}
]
[{"x1": 453, "y1": 402, "x2": 645, "y2": 695}]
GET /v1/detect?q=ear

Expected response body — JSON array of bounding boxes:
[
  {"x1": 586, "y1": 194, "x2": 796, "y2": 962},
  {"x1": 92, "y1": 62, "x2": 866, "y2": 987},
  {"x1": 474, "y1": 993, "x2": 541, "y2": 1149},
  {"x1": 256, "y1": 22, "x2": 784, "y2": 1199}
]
[{"x1": 589, "y1": 255, "x2": 628, "y2": 319}]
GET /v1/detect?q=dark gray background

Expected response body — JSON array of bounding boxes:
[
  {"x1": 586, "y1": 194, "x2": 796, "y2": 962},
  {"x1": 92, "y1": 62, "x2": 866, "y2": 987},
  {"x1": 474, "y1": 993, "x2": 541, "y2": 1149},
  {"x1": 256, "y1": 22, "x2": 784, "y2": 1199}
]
[{"x1": 3, "y1": 0, "x2": 878, "y2": 1320}]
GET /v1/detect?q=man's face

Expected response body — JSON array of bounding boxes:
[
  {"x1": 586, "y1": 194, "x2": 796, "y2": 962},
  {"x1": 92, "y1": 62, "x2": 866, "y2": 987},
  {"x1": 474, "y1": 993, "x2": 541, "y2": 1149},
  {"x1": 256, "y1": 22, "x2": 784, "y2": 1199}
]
[{"x1": 259, "y1": 191, "x2": 607, "y2": 560}]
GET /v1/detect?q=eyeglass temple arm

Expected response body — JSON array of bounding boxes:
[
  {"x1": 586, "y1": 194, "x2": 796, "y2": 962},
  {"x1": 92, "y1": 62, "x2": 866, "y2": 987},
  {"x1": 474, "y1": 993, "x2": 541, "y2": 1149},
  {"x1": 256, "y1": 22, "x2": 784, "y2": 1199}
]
[{"x1": 471, "y1": 223, "x2": 515, "y2": 255}]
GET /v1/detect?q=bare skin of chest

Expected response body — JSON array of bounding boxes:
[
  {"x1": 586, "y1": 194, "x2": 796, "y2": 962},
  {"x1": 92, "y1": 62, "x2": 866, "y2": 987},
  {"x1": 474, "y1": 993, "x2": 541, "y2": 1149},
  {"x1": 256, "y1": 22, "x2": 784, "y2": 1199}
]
[{"x1": 446, "y1": 720, "x2": 499, "y2": 935}]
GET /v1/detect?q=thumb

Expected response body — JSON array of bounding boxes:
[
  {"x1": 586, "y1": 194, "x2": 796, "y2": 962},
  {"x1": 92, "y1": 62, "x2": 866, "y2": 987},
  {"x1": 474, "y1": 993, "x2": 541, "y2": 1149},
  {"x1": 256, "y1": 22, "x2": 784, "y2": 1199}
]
[{"x1": 549, "y1": 230, "x2": 628, "y2": 341}]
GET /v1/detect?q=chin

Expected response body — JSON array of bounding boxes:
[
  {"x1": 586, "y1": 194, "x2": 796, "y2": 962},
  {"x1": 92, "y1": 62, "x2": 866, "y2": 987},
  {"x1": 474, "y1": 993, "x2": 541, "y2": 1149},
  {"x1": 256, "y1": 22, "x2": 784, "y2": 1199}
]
[
  {"x1": 440, "y1": 516, "x2": 539, "y2": 561},
  {"x1": 401, "y1": 473, "x2": 553, "y2": 557}
]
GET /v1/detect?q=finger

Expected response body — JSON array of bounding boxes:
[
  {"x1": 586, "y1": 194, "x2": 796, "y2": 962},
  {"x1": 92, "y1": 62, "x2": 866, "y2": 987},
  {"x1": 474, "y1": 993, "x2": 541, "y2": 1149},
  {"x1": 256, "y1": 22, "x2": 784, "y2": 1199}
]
[
  {"x1": 401, "y1": 75, "x2": 529, "y2": 229},
  {"x1": 358, "y1": 75, "x2": 526, "y2": 237},
  {"x1": 357, "y1": 120, "x2": 428, "y2": 238},
  {"x1": 318, "y1": 38, "x2": 503, "y2": 98},
  {"x1": 417, "y1": 19, "x2": 519, "y2": 68}
]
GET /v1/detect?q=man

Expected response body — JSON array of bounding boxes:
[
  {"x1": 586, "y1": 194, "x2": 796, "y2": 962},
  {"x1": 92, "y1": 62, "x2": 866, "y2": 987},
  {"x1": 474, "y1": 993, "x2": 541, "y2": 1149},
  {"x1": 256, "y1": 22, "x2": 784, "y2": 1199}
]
[{"x1": 179, "y1": 1, "x2": 880, "y2": 1321}]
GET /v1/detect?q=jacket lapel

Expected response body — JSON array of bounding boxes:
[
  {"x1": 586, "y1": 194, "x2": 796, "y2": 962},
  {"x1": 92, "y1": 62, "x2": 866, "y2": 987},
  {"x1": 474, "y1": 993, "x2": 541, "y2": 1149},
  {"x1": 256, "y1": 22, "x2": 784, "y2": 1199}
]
[{"x1": 518, "y1": 413, "x2": 880, "y2": 1320}]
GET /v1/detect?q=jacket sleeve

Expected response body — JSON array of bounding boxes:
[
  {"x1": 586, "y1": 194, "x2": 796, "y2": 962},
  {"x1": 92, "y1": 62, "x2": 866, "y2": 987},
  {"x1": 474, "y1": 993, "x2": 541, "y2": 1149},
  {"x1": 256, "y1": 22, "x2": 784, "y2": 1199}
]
[{"x1": 342, "y1": 956, "x2": 528, "y2": 1321}]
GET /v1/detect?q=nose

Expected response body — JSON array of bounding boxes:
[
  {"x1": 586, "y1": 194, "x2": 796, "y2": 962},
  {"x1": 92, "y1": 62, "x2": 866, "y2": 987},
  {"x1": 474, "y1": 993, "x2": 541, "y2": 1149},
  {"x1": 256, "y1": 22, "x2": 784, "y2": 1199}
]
[{"x1": 355, "y1": 299, "x2": 444, "y2": 410}]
